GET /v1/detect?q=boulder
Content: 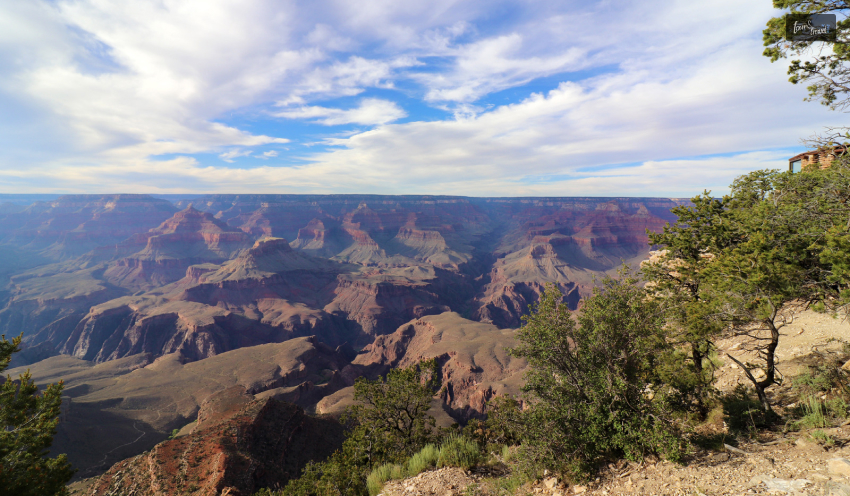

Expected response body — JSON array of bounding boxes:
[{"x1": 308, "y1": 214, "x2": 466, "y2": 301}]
[{"x1": 829, "y1": 458, "x2": 850, "y2": 477}]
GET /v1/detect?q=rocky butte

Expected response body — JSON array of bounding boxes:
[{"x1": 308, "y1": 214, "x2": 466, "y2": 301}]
[{"x1": 0, "y1": 194, "x2": 686, "y2": 491}]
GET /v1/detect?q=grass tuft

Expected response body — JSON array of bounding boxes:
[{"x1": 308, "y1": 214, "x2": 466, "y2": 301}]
[
  {"x1": 794, "y1": 395, "x2": 828, "y2": 429},
  {"x1": 366, "y1": 463, "x2": 405, "y2": 496},
  {"x1": 437, "y1": 435, "x2": 481, "y2": 470},
  {"x1": 811, "y1": 429, "x2": 835, "y2": 446},
  {"x1": 407, "y1": 444, "x2": 439, "y2": 476}
]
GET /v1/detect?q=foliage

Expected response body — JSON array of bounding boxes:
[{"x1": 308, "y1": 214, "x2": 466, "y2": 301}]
[
  {"x1": 365, "y1": 463, "x2": 405, "y2": 496},
  {"x1": 345, "y1": 358, "x2": 441, "y2": 465},
  {"x1": 363, "y1": 435, "x2": 481, "y2": 496},
  {"x1": 499, "y1": 445, "x2": 513, "y2": 464},
  {"x1": 793, "y1": 362, "x2": 848, "y2": 397},
  {"x1": 509, "y1": 275, "x2": 688, "y2": 480},
  {"x1": 648, "y1": 161, "x2": 850, "y2": 413},
  {"x1": 406, "y1": 444, "x2": 439, "y2": 476},
  {"x1": 480, "y1": 471, "x2": 530, "y2": 496},
  {"x1": 828, "y1": 396, "x2": 850, "y2": 418},
  {"x1": 0, "y1": 333, "x2": 74, "y2": 496},
  {"x1": 436, "y1": 435, "x2": 480, "y2": 470},
  {"x1": 789, "y1": 394, "x2": 848, "y2": 431},
  {"x1": 279, "y1": 360, "x2": 441, "y2": 496},
  {"x1": 643, "y1": 193, "x2": 732, "y2": 415},
  {"x1": 463, "y1": 396, "x2": 524, "y2": 452},
  {"x1": 763, "y1": 1, "x2": 850, "y2": 111},
  {"x1": 811, "y1": 429, "x2": 836, "y2": 446},
  {"x1": 794, "y1": 395, "x2": 829, "y2": 429},
  {"x1": 711, "y1": 165, "x2": 850, "y2": 410}
]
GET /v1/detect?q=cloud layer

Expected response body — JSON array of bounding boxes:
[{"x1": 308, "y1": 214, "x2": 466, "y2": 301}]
[
  {"x1": 0, "y1": 0, "x2": 843, "y2": 196},
  {"x1": 275, "y1": 98, "x2": 407, "y2": 125}
]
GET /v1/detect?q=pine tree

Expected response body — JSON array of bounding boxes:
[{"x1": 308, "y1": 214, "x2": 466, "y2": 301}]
[
  {"x1": 0, "y1": 333, "x2": 74, "y2": 496},
  {"x1": 509, "y1": 276, "x2": 687, "y2": 479}
]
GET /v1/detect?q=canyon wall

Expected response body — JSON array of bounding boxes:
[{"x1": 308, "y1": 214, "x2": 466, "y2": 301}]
[{"x1": 0, "y1": 193, "x2": 686, "y2": 481}]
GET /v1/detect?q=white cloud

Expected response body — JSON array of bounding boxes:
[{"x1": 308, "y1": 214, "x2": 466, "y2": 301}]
[
  {"x1": 275, "y1": 98, "x2": 407, "y2": 125},
  {"x1": 0, "y1": 0, "x2": 844, "y2": 196},
  {"x1": 281, "y1": 38, "x2": 841, "y2": 195},
  {"x1": 0, "y1": 148, "x2": 791, "y2": 197},
  {"x1": 305, "y1": 24, "x2": 355, "y2": 52},
  {"x1": 416, "y1": 34, "x2": 586, "y2": 102},
  {"x1": 275, "y1": 56, "x2": 420, "y2": 106},
  {"x1": 4, "y1": 0, "x2": 304, "y2": 163},
  {"x1": 516, "y1": 152, "x2": 794, "y2": 198},
  {"x1": 219, "y1": 149, "x2": 253, "y2": 163}
]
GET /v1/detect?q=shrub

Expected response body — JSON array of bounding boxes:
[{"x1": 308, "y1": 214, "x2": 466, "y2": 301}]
[
  {"x1": 437, "y1": 435, "x2": 481, "y2": 470},
  {"x1": 391, "y1": 464, "x2": 406, "y2": 480},
  {"x1": 791, "y1": 395, "x2": 828, "y2": 430},
  {"x1": 509, "y1": 276, "x2": 689, "y2": 479},
  {"x1": 346, "y1": 359, "x2": 441, "y2": 463},
  {"x1": 793, "y1": 364, "x2": 844, "y2": 395},
  {"x1": 483, "y1": 471, "x2": 529, "y2": 496},
  {"x1": 500, "y1": 445, "x2": 513, "y2": 464},
  {"x1": 462, "y1": 396, "x2": 524, "y2": 464},
  {"x1": 407, "y1": 444, "x2": 439, "y2": 476},
  {"x1": 811, "y1": 429, "x2": 835, "y2": 446},
  {"x1": 826, "y1": 397, "x2": 849, "y2": 419},
  {"x1": 283, "y1": 360, "x2": 441, "y2": 496},
  {"x1": 366, "y1": 463, "x2": 405, "y2": 496}
]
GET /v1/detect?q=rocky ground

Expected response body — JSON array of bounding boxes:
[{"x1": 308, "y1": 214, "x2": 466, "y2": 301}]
[
  {"x1": 378, "y1": 308, "x2": 850, "y2": 496},
  {"x1": 380, "y1": 439, "x2": 850, "y2": 496},
  {"x1": 380, "y1": 467, "x2": 481, "y2": 496}
]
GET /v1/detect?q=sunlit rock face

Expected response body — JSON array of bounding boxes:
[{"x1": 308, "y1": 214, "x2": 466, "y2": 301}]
[
  {"x1": 0, "y1": 194, "x2": 683, "y2": 366},
  {"x1": 0, "y1": 194, "x2": 686, "y2": 483}
]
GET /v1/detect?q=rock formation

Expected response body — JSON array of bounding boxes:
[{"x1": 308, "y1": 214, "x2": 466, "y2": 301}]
[
  {"x1": 320, "y1": 312, "x2": 527, "y2": 421},
  {"x1": 0, "y1": 194, "x2": 177, "y2": 260},
  {"x1": 102, "y1": 205, "x2": 253, "y2": 291},
  {"x1": 85, "y1": 393, "x2": 344, "y2": 496},
  {"x1": 8, "y1": 336, "x2": 352, "y2": 478},
  {"x1": 0, "y1": 194, "x2": 688, "y2": 483}
]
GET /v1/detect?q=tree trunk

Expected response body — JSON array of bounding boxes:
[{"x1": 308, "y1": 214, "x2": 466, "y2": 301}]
[
  {"x1": 754, "y1": 383, "x2": 772, "y2": 413},
  {"x1": 755, "y1": 320, "x2": 781, "y2": 413},
  {"x1": 692, "y1": 345, "x2": 708, "y2": 417}
]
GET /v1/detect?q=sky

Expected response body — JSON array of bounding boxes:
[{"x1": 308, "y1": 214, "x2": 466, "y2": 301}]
[{"x1": 0, "y1": 0, "x2": 845, "y2": 197}]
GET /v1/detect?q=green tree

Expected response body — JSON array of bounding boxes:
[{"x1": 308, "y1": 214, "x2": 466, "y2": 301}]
[
  {"x1": 281, "y1": 360, "x2": 440, "y2": 496},
  {"x1": 344, "y1": 359, "x2": 440, "y2": 466},
  {"x1": 643, "y1": 193, "x2": 733, "y2": 415},
  {"x1": 802, "y1": 159, "x2": 850, "y2": 308},
  {"x1": 509, "y1": 275, "x2": 687, "y2": 480},
  {"x1": 763, "y1": 1, "x2": 850, "y2": 111},
  {"x1": 648, "y1": 163, "x2": 850, "y2": 413},
  {"x1": 0, "y1": 334, "x2": 74, "y2": 496},
  {"x1": 703, "y1": 168, "x2": 844, "y2": 412}
]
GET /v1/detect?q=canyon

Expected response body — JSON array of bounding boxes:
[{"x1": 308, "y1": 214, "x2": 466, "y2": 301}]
[{"x1": 0, "y1": 193, "x2": 684, "y2": 491}]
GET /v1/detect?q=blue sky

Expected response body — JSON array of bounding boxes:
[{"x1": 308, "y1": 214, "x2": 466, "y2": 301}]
[{"x1": 0, "y1": 0, "x2": 844, "y2": 196}]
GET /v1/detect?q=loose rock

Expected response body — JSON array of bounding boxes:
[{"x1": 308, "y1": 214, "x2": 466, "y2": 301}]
[{"x1": 829, "y1": 458, "x2": 850, "y2": 477}]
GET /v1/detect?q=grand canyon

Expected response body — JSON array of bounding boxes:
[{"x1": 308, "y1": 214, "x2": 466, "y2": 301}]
[{"x1": 0, "y1": 194, "x2": 684, "y2": 494}]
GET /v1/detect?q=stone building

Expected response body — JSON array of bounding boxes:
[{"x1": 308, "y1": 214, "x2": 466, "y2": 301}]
[{"x1": 789, "y1": 146, "x2": 847, "y2": 172}]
